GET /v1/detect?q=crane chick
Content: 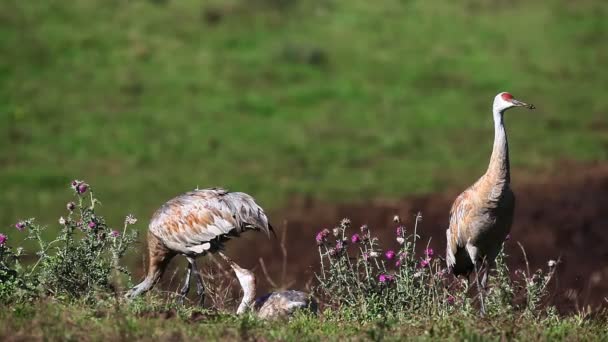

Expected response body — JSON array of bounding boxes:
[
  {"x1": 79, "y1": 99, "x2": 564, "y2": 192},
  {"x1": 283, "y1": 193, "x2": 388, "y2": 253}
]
[
  {"x1": 219, "y1": 253, "x2": 317, "y2": 320},
  {"x1": 445, "y1": 92, "x2": 534, "y2": 313},
  {"x1": 126, "y1": 188, "x2": 274, "y2": 304}
]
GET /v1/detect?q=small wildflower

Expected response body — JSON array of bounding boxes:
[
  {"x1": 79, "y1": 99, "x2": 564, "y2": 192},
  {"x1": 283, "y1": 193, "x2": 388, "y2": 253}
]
[
  {"x1": 351, "y1": 234, "x2": 361, "y2": 244},
  {"x1": 395, "y1": 260, "x2": 401, "y2": 267},
  {"x1": 328, "y1": 247, "x2": 337, "y2": 256},
  {"x1": 15, "y1": 221, "x2": 26, "y2": 231},
  {"x1": 335, "y1": 240, "x2": 345, "y2": 253},
  {"x1": 70, "y1": 180, "x2": 80, "y2": 190},
  {"x1": 66, "y1": 202, "x2": 76, "y2": 211},
  {"x1": 110, "y1": 230, "x2": 120, "y2": 238},
  {"x1": 548, "y1": 260, "x2": 557, "y2": 268},
  {"x1": 59, "y1": 217, "x2": 66, "y2": 225},
  {"x1": 125, "y1": 214, "x2": 138, "y2": 225},
  {"x1": 385, "y1": 249, "x2": 396, "y2": 261},
  {"x1": 315, "y1": 229, "x2": 330, "y2": 245},
  {"x1": 447, "y1": 295, "x2": 455, "y2": 305},
  {"x1": 0, "y1": 233, "x2": 7, "y2": 246},
  {"x1": 396, "y1": 226, "x2": 404, "y2": 236},
  {"x1": 88, "y1": 221, "x2": 97, "y2": 229},
  {"x1": 396, "y1": 237, "x2": 405, "y2": 245},
  {"x1": 424, "y1": 248, "x2": 434, "y2": 258},
  {"x1": 332, "y1": 227, "x2": 340, "y2": 237},
  {"x1": 378, "y1": 274, "x2": 394, "y2": 283},
  {"x1": 393, "y1": 215, "x2": 400, "y2": 223},
  {"x1": 77, "y1": 182, "x2": 89, "y2": 194},
  {"x1": 419, "y1": 259, "x2": 430, "y2": 268}
]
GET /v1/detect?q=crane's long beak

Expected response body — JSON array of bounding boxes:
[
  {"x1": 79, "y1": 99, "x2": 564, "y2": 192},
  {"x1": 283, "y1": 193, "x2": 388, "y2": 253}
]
[{"x1": 512, "y1": 99, "x2": 535, "y2": 109}]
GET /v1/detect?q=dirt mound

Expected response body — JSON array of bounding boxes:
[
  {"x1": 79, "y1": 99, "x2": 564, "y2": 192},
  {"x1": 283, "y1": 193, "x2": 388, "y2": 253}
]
[{"x1": 219, "y1": 161, "x2": 607, "y2": 313}]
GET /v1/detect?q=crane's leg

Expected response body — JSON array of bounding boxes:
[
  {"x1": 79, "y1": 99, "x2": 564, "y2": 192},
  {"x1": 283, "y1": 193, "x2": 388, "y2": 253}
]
[
  {"x1": 466, "y1": 245, "x2": 486, "y2": 316},
  {"x1": 177, "y1": 260, "x2": 193, "y2": 304},
  {"x1": 187, "y1": 257, "x2": 205, "y2": 306},
  {"x1": 480, "y1": 259, "x2": 494, "y2": 290}
]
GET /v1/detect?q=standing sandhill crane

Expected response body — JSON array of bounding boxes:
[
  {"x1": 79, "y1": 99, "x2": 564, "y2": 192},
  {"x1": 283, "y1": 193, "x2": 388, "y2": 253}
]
[
  {"x1": 219, "y1": 253, "x2": 317, "y2": 319},
  {"x1": 446, "y1": 92, "x2": 535, "y2": 313},
  {"x1": 125, "y1": 188, "x2": 273, "y2": 304}
]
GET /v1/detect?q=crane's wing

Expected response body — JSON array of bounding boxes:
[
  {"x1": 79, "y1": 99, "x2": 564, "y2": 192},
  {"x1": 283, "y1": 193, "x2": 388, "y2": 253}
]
[
  {"x1": 445, "y1": 189, "x2": 475, "y2": 269},
  {"x1": 149, "y1": 188, "x2": 272, "y2": 255}
]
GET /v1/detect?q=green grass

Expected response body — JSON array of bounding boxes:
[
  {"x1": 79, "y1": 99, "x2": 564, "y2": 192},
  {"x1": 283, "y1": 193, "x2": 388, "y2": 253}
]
[
  {"x1": 1, "y1": 0, "x2": 607, "y2": 230},
  {"x1": 1, "y1": 300, "x2": 606, "y2": 341}
]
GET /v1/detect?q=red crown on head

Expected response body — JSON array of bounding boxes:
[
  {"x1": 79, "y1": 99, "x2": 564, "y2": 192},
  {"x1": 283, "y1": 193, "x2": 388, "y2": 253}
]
[{"x1": 501, "y1": 92, "x2": 513, "y2": 101}]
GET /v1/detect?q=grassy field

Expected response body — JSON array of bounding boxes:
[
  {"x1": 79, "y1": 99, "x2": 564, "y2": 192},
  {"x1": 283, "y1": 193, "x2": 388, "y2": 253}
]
[
  {"x1": 1, "y1": 300, "x2": 607, "y2": 341},
  {"x1": 1, "y1": 0, "x2": 607, "y2": 231}
]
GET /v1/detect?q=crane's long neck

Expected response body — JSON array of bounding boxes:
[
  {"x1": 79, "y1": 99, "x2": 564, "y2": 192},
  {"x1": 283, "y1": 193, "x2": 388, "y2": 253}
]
[
  {"x1": 486, "y1": 109, "x2": 510, "y2": 185},
  {"x1": 235, "y1": 268, "x2": 257, "y2": 314}
]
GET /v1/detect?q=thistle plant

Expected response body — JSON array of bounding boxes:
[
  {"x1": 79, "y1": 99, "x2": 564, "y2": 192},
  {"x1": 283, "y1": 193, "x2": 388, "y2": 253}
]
[
  {"x1": 315, "y1": 214, "x2": 559, "y2": 321},
  {"x1": 315, "y1": 214, "x2": 461, "y2": 320},
  {"x1": 2, "y1": 180, "x2": 139, "y2": 303}
]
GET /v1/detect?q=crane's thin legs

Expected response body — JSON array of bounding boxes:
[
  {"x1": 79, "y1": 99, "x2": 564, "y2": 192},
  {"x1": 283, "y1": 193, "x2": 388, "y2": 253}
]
[
  {"x1": 480, "y1": 259, "x2": 493, "y2": 290},
  {"x1": 177, "y1": 261, "x2": 193, "y2": 304},
  {"x1": 467, "y1": 244, "x2": 486, "y2": 316},
  {"x1": 473, "y1": 261, "x2": 486, "y2": 317},
  {"x1": 187, "y1": 257, "x2": 205, "y2": 306}
]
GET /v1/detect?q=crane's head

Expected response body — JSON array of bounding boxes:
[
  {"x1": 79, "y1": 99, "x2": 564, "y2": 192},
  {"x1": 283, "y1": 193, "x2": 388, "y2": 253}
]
[{"x1": 493, "y1": 92, "x2": 535, "y2": 113}]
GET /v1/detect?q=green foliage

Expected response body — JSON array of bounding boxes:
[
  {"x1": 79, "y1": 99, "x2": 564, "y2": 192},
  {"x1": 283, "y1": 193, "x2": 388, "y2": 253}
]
[
  {"x1": 0, "y1": 299, "x2": 606, "y2": 341},
  {"x1": 0, "y1": 181, "x2": 138, "y2": 303}
]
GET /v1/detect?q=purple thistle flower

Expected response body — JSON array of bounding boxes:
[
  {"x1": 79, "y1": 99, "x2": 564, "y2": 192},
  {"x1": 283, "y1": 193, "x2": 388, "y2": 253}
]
[
  {"x1": 419, "y1": 259, "x2": 430, "y2": 268},
  {"x1": 66, "y1": 202, "x2": 76, "y2": 211},
  {"x1": 396, "y1": 226, "x2": 404, "y2": 236},
  {"x1": 424, "y1": 248, "x2": 434, "y2": 258},
  {"x1": 385, "y1": 249, "x2": 396, "y2": 261},
  {"x1": 378, "y1": 274, "x2": 394, "y2": 283},
  {"x1": 88, "y1": 221, "x2": 97, "y2": 229},
  {"x1": 0, "y1": 233, "x2": 7, "y2": 246},
  {"x1": 395, "y1": 260, "x2": 401, "y2": 267},
  {"x1": 351, "y1": 234, "x2": 361, "y2": 244},
  {"x1": 447, "y1": 295, "x2": 455, "y2": 305},
  {"x1": 110, "y1": 230, "x2": 120, "y2": 238},
  {"x1": 77, "y1": 182, "x2": 89, "y2": 194},
  {"x1": 335, "y1": 240, "x2": 345, "y2": 253},
  {"x1": 315, "y1": 229, "x2": 330, "y2": 245},
  {"x1": 15, "y1": 221, "x2": 26, "y2": 231}
]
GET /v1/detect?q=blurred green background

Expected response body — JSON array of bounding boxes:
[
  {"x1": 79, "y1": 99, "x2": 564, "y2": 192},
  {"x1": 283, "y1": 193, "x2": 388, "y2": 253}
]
[{"x1": 1, "y1": 0, "x2": 607, "y2": 233}]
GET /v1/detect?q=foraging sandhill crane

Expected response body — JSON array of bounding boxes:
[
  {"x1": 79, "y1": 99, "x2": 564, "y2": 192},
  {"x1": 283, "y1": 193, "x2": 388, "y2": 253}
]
[
  {"x1": 219, "y1": 253, "x2": 317, "y2": 319},
  {"x1": 446, "y1": 92, "x2": 535, "y2": 312},
  {"x1": 125, "y1": 188, "x2": 273, "y2": 304}
]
